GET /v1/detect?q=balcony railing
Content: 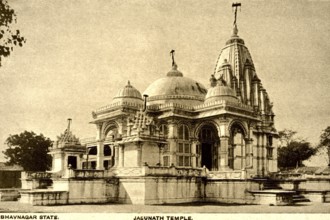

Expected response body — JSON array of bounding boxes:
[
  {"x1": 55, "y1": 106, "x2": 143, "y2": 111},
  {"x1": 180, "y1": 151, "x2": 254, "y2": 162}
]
[
  {"x1": 22, "y1": 172, "x2": 53, "y2": 180},
  {"x1": 207, "y1": 170, "x2": 247, "y2": 179}
]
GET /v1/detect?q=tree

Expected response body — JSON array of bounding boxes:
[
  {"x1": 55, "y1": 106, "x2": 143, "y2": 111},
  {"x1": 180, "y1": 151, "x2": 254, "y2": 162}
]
[
  {"x1": 2, "y1": 131, "x2": 52, "y2": 171},
  {"x1": 278, "y1": 129, "x2": 297, "y2": 146},
  {"x1": 0, "y1": 0, "x2": 26, "y2": 66},
  {"x1": 319, "y1": 126, "x2": 330, "y2": 166},
  {"x1": 277, "y1": 129, "x2": 318, "y2": 169},
  {"x1": 278, "y1": 141, "x2": 317, "y2": 168}
]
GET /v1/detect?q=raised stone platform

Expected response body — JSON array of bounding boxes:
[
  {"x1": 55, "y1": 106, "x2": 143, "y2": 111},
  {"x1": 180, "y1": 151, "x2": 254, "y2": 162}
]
[
  {"x1": 19, "y1": 190, "x2": 68, "y2": 206},
  {"x1": 249, "y1": 189, "x2": 296, "y2": 206}
]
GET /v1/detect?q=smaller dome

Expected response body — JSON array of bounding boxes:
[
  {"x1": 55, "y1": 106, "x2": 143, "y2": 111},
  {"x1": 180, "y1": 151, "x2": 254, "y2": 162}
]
[
  {"x1": 205, "y1": 83, "x2": 238, "y2": 104},
  {"x1": 112, "y1": 81, "x2": 143, "y2": 104}
]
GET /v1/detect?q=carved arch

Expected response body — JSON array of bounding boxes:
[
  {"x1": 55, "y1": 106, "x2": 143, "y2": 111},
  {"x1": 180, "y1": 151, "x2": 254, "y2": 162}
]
[
  {"x1": 102, "y1": 121, "x2": 119, "y2": 139},
  {"x1": 176, "y1": 120, "x2": 193, "y2": 139},
  {"x1": 228, "y1": 120, "x2": 248, "y2": 138},
  {"x1": 194, "y1": 120, "x2": 220, "y2": 139}
]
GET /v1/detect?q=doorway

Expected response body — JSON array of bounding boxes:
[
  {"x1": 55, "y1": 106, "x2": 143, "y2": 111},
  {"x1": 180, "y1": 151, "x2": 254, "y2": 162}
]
[
  {"x1": 68, "y1": 156, "x2": 77, "y2": 169},
  {"x1": 198, "y1": 124, "x2": 220, "y2": 170}
]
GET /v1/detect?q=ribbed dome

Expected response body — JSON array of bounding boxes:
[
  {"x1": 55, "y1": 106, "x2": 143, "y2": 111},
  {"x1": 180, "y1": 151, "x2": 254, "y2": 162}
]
[
  {"x1": 204, "y1": 83, "x2": 238, "y2": 104},
  {"x1": 143, "y1": 64, "x2": 207, "y2": 105},
  {"x1": 112, "y1": 81, "x2": 143, "y2": 104}
]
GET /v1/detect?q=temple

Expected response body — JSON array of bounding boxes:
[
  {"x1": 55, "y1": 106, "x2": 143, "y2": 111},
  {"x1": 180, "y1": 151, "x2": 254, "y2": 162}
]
[
  {"x1": 82, "y1": 8, "x2": 278, "y2": 177},
  {"x1": 18, "y1": 4, "x2": 330, "y2": 206}
]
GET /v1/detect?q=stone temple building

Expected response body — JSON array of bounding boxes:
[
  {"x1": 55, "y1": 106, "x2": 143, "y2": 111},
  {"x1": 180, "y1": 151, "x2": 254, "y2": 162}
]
[
  {"x1": 21, "y1": 7, "x2": 301, "y2": 206},
  {"x1": 82, "y1": 23, "x2": 278, "y2": 177}
]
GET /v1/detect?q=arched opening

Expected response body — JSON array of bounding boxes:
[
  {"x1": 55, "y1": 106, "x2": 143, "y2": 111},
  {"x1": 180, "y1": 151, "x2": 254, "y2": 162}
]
[
  {"x1": 159, "y1": 124, "x2": 168, "y2": 138},
  {"x1": 229, "y1": 123, "x2": 246, "y2": 170},
  {"x1": 104, "y1": 125, "x2": 117, "y2": 169},
  {"x1": 105, "y1": 126, "x2": 118, "y2": 142},
  {"x1": 198, "y1": 124, "x2": 220, "y2": 170},
  {"x1": 104, "y1": 145, "x2": 111, "y2": 156}
]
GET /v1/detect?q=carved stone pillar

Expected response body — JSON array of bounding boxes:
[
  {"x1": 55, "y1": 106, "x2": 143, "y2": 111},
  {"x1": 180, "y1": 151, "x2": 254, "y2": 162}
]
[
  {"x1": 191, "y1": 140, "x2": 198, "y2": 168},
  {"x1": 136, "y1": 142, "x2": 143, "y2": 167},
  {"x1": 217, "y1": 141, "x2": 221, "y2": 170},
  {"x1": 114, "y1": 145, "x2": 119, "y2": 167},
  {"x1": 257, "y1": 134, "x2": 262, "y2": 176},
  {"x1": 118, "y1": 144, "x2": 125, "y2": 167},
  {"x1": 245, "y1": 138, "x2": 253, "y2": 168},
  {"x1": 263, "y1": 134, "x2": 268, "y2": 174},
  {"x1": 241, "y1": 139, "x2": 246, "y2": 169},
  {"x1": 95, "y1": 123, "x2": 104, "y2": 169},
  {"x1": 96, "y1": 123, "x2": 103, "y2": 141},
  {"x1": 96, "y1": 140, "x2": 104, "y2": 170},
  {"x1": 261, "y1": 134, "x2": 267, "y2": 176},
  {"x1": 219, "y1": 136, "x2": 229, "y2": 170},
  {"x1": 158, "y1": 143, "x2": 165, "y2": 166},
  {"x1": 260, "y1": 88, "x2": 265, "y2": 115},
  {"x1": 167, "y1": 121, "x2": 176, "y2": 166}
]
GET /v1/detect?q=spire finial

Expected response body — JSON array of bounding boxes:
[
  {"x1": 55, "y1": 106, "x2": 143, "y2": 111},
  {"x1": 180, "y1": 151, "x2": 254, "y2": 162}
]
[
  {"x1": 170, "y1": 49, "x2": 175, "y2": 67},
  {"x1": 127, "y1": 80, "x2": 131, "y2": 85},
  {"x1": 232, "y1": 3, "x2": 241, "y2": 36},
  {"x1": 232, "y1": 3, "x2": 241, "y2": 26},
  {"x1": 67, "y1": 118, "x2": 72, "y2": 132}
]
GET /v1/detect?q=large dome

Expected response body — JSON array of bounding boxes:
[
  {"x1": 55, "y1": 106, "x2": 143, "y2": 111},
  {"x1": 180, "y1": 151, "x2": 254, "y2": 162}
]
[
  {"x1": 144, "y1": 64, "x2": 207, "y2": 105},
  {"x1": 112, "y1": 81, "x2": 143, "y2": 105}
]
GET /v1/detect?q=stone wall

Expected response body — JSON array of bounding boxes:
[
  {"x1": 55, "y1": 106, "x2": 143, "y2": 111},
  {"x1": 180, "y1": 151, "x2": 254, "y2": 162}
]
[
  {"x1": 204, "y1": 180, "x2": 260, "y2": 204},
  {"x1": 52, "y1": 178, "x2": 107, "y2": 204},
  {"x1": 143, "y1": 177, "x2": 204, "y2": 204},
  {"x1": 111, "y1": 176, "x2": 204, "y2": 205},
  {"x1": 276, "y1": 178, "x2": 330, "y2": 191},
  {"x1": 20, "y1": 191, "x2": 68, "y2": 205}
]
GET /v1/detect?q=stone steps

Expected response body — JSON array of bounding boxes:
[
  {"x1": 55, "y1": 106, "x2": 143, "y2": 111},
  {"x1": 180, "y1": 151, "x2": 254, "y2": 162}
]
[{"x1": 292, "y1": 194, "x2": 310, "y2": 203}]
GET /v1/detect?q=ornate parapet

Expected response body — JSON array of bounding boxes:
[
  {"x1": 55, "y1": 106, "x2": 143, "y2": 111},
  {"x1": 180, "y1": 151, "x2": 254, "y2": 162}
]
[
  {"x1": 207, "y1": 170, "x2": 247, "y2": 179},
  {"x1": 103, "y1": 165, "x2": 206, "y2": 177},
  {"x1": 21, "y1": 171, "x2": 55, "y2": 190},
  {"x1": 21, "y1": 172, "x2": 53, "y2": 180},
  {"x1": 105, "y1": 167, "x2": 143, "y2": 177},
  {"x1": 143, "y1": 165, "x2": 206, "y2": 177},
  {"x1": 67, "y1": 169, "x2": 104, "y2": 178},
  {"x1": 93, "y1": 101, "x2": 143, "y2": 116}
]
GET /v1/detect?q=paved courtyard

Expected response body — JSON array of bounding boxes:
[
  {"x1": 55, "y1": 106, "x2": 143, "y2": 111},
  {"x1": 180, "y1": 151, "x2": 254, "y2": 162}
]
[{"x1": 0, "y1": 201, "x2": 329, "y2": 213}]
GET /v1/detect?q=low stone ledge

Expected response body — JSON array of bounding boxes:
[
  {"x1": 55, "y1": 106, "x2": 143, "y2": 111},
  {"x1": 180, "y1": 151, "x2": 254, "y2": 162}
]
[
  {"x1": 19, "y1": 190, "x2": 68, "y2": 206},
  {"x1": 297, "y1": 190, "x2": 330, "y2": 203},
  {"x1": 249, "y1": 190, "x2": 296, "y2": 206},
  {"x1": 0, "y1": 189, "x2": 20, "y2": 201}
]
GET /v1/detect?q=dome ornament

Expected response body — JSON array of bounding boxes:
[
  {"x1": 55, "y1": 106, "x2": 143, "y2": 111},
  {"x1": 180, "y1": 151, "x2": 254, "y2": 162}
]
[
  {"x1": 170, "y1": 49, "x2": 176, "y2": 68},
  {"x1": 166, "y1": 50, "x2": 183, "y2": 77}
]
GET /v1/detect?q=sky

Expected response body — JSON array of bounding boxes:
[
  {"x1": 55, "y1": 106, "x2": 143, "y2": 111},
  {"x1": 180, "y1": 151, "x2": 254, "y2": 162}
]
[{"x1": 0, "y1": 0, "x2": 329, "y2": 164}]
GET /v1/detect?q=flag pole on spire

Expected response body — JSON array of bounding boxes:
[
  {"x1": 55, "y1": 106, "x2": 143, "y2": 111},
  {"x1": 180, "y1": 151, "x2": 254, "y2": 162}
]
[{"x1": 232, "y1": 2, "x2": 241, "y2": 26}]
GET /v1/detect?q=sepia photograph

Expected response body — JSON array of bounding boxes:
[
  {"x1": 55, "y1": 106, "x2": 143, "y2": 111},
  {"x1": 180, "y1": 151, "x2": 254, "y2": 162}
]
[{"x1": 0, "y1": 0, "x2": 329, "y2": 218}]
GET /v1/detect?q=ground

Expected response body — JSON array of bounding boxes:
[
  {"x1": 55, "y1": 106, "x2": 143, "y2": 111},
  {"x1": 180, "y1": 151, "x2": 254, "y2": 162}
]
[{"x1": 0, "y1": 201, "x2": 329, "y2": 213}]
